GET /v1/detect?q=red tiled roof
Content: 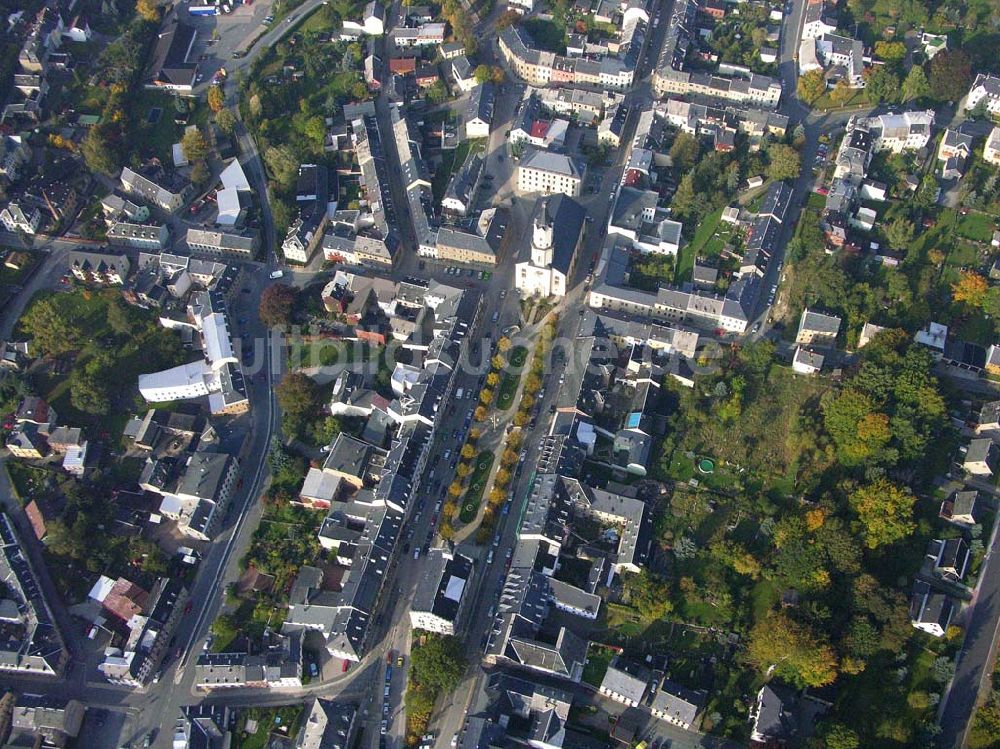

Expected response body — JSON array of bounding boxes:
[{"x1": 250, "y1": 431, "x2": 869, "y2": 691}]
[
  {"x1": 102, "y1": 578, "x2": 149, "y2": 622},
  {"x1": 24, "y1": 500, "x2": 46, "y2": 540},
  {"x1": 530, "y1": 120, "x2": 550, "y2": 139}
]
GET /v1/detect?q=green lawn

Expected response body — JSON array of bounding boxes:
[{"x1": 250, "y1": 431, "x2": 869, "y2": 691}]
[
  {"x1": 582, "y1": 643, "x2": 617, "y2": 687},
  {"x1": 957, "y1": 211, "x2": 995, "y2": 243},
  {"x1": 235, "y1": 706, "x2": 304, "y2": 749},
  {"x1": 432, "y1": 139, "x2": 480, "y2": 204},
  {"x1": 459, "y1": 451, "x2": 494, "y2": 522},
  {"x1": 678, "y1": 206, "x2": 724, "y2": 283},
  {"x1": 497, "y1": 346, "x2": 527, "y2": 410}
]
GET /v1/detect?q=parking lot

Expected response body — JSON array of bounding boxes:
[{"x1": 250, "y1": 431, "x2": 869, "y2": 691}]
[{"x1": 183, "y1": 0, "x2": 280, "y2": 89}]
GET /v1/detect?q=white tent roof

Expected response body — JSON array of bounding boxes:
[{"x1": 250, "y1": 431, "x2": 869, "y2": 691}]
[
  {"x1": 220, "y1": 159, "x2": 251, "y2": 191},
  {"x1": 216, "y1": 187, "x2": 243, "y2": 225}
]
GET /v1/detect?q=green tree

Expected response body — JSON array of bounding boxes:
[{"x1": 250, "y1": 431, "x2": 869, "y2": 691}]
[
  {"x1": 864, "y1": 66, "x2": 899, "y2": 104},
  {"x1": 873, "y1": 40, "x2": 906, "y2": 62},
  {"x1": 830, "y1": 79, "x2": 853, "y2": 106},
  {"x1": 822, "y1": 390, "x2": 891, "y2": 466},
  {"x1": 819, "y1": 722, "x2": 860, "y2": 749},
  {"x1": 426, "y1": 80, "x2": 448, "y2": 104},
  {"x1": 620, "y1": 570, "x2": 673, "y2": 622},
  {"x1": 671, "y1": 172, "x2": 697, "y2": 219},
  {"x1": 275, "y1": 373, "x2": 320, "y2": 433},
  {"x1": 849, "y1": 479, "x2": 916, "y2": 549},
  {"x1": 669, "y1": 132, "x2": 700, "y2": 172},
  {"x1": 409, "y1": 634, "x2": 466, "y2": 693},
  {"x1": 797, "y1": 69, "x2": 827, "y2": 105},
  {"x1": 883, "y1": 215, "x2": 915, "y2": 250},
  {"x1": 927, "y1": 49, "x2": 972, "y2": 101},
  {"x1": 902, "y1": 65, "x2": 930, "y2": 101},
  {"x1": 81, "y1": 123, "x2": 120, "y2": 176},
  {"x1": 181, "y1": 128, "x2": 209, "y2": 164},
  {"x1": 215, "y1": 108, "x2": 237, "y2": 135},
  {"x1": 21, "y1": 298, "x2": 83, "y2": 356},
  {"x1": 747, "y1": 613, "x2": 838, "y2": 687},
  {"x1": 263, "y1": 145, "x2": 299, "y2": 189},
  {"x1": 258, "y1": 284, "x2": 297, "y2": 328},
  {"x1": 767, "y1": 144, "x2": 801, "y2": 182},
  {"x1": 70, "y1": 357, "x2": 112, "y2": 414},
  {"x1": 473, "y1": 64, "x2": 492, "y2": 84}
]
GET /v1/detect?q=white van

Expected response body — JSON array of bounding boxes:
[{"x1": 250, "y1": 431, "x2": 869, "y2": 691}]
[{"x1": 456, "y1": 388, "x2": 464, "y2": 399}]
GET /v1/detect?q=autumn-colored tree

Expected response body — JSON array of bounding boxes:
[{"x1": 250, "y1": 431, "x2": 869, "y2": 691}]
[
  {"x1": 479, "y1": 389, "x2": 494, "y2": 406},
  {"x1": 513, "y1": 410, "x2": 529, "y2": 427},
  {"x1": 456, "y1": 463, "x2": 470, "y2": 478},
  {"x1": 952, "y1": 270, "x2": 989, "y2": 310},
  {"x1": 258, "y1": 284, "x2": 297, "y2": 327},
  {"x1": 448, "y1": 481, "x2": 462, "y2": 498},
  {"x1": 486, "y1": 372, "x2": 500, "y2": 387},
  {"x1": 491, "y1": 354, "x2": 505, "y2": 370},
  {"x1": 830, "y1": 79, "x2": 853, "y2": 106},
  {"x1": 488, "y1": 488, "x2": 506, "y2": 505},
  {"x1": 497, "y1": 336, "x2": 512, "y2": 352},
  {"x1": 747, "y1": 613, "x2": 838, "y2": 687},
  {"x1": 207, "y1": 85, "x2": 225, "y2": 113},
  {"x1": 439, "y1": 522, "x2": 455, "y2": 541},
  {"x1": 441, "y1": 501, "x2": 457, "y2": 520},
  {"x1": 181, "y1": 128, "x2": 209, "y2": 164},
  {"x1": 495, "y1": 9, "x2": 520, "y2": 29},
  {"x1": 495, "y1": 468, "x2": 511, "y2": 488},
  {"x1": 461, "y1": 444, "x2": 475, "y2": 460},
  {"x1": 215, "y1": 108, "x2": 237, "y2": 134},
  {"x1": 520, "y1": 394, "x2": 534, "y2": 411},
  {"x1": 501, "y1": 449, "x2": 518, "y2": 467},
  {"x1": 927, "y1": 248, "x2": 945, "y2": 266},
  {"x1": 797, "y1": 69, "x2": 827, "y2": 105},
  {"x1": 805, "y1": 508, "x2": 826, "y2": 531},
  {"x1": 508, "y1": 431, "x2": 523, "y2": 450},
  {"x1": 474, "y1": 406, "x2": 488, "y2": 421},
  {"x1": 136, "y1": 0, "x2": 160, "y2": 22},
  {"x1": 524, "y1": 373, "x2": 542, "y2": 393},
  {"x1": 469, "y1": 427, "x2": 482, "y2": 441},
  {"x1": 848, "y1": 479, "x2": 916, "y2": 549}
]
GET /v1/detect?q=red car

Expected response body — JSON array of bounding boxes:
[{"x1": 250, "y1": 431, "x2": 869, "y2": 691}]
[{"x1": 184, "y1": 601, "x2": 193, "y2": 614}]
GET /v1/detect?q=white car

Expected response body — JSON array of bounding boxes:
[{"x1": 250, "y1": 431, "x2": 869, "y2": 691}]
[{"x1": 269, "y1": 270, "x2": 284, "y2": 279}]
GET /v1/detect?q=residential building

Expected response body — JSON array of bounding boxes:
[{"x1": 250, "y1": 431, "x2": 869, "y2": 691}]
[
  {"x1": 608, "y1": 187, "x2": 682, "y2": 256},
  {"x1": 390, "y1": 22, "x2": 446, "y2": 47},
  {"x1": 940, "y1": 490, "x2": 982, "y2": 527},
  {"x1": 799, "y1": 33, "x2": 865, "y2": 87},
  {"x1": 985, "y1": 126, "x2": 1000, "y2": 166},
  {"x1": 598, "y1": 658, "x2": 650, "y2": 707},
  {"x1": 342, "y1": 1, "x2": 384, "y2": 35},
  {"x1": 10, "y1": 697, "x2": 84, "y2": 747},
  {"x1": 792, "y1": 347, "x2": 825, "y2": 375},
  {"x1": 442, "y1": 151, "x2": 483, "y2": 216},
  {"x1": 964, "y1": 438, "x2": 999, "y2": 476},
  {"x1": 295, "y1": 700, "x2": 358, "y2": 749},
  {"x1": 938, "y1": 128, "x2": 973, "y2": 179},
  {"x1": 108, "y1": 221, "x2": 169, "y2": 250},
  {"x1": 154, "y1": 452, "x2": 239, "y2": 541},
  {"x1": 926, "y1": 537, "x2": 969, "y2": 582},
  {"x1": 749, "y1": 685, "x2": 797, "y2": 746},
  {"x1": 409, "y1": 548, "x2": 474, "y2": 635},
  {"x1": 517, "y1": 148, "x2": 584, "y2": 197},
  {"x1": 867, "y1": 110, "x2": 935, "y2": 153},
  {"x1": 440, "y1": 41, "x2": 465, "y2": 60},
  {"x1": 0, "y1": 513, "x2": 67, "y2": 676},
  {"x1": 121, "y1": 165, "x2": 193, "y2": 213},
  {"x1": 186, "y1": 227, "x2": 258, "y2": 257},
  {"x1": 515, "y1": 195, "x2": 586, "y2": 298},
  {"x1": 910, "y1": 581, "x2": 954, "y2": 637},
  {"x1": 0, "y1": 135, "x2": 31, "y2": 181},
  {"x1": 67, "y1": 251, "x2": 131, "y2": 285},
  {"x1": 450, "y1": 54, "x2": 476, "y2": 92},
  {"x1": 966, "y1": 73, "x2": 1000, "y2": 115},
  {"x1": 465, "y1": 82, "x2": 495, "y2": 139},
  {"x1": 795, "y1": 308, "x2": 841, "y2": 346},
  {"x1": 172, "y1": 705, "x2": 231, "y2": 749},
  {"x1": 0, "y1": 200, "x2": 42, "y2": 234},
  {"x1": 651, "y1": 680, "x2": 703, "y2": 730},
  {"x1": 435, "y1": 226, "x2": 497, "y2": 265}
]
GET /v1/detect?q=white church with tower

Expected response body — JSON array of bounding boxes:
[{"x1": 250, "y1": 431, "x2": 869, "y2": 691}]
[{"x1": 515, "y1": 195, "x2": 586, "y2": 299}]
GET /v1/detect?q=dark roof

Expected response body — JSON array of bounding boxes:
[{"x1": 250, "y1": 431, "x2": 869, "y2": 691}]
[
  {"x1": 520, "y1": 194, "x2": 586, "y2": 274},
  {"x1": 146, "y1": 10, "x2": 197, "y2": 88}
]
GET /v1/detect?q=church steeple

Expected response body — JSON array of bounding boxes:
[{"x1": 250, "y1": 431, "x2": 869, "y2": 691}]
[{"x1": 532, "y1": 199, "x2": 554, "y2": 267}]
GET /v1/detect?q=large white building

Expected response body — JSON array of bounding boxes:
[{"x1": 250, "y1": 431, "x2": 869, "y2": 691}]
[
  {"x1": 516, "y1": 148, "x2": 585, "y2": 197},
  {"x1": 515, "y1": 195, "x2": 586, "y2": 299},
  {"x1": 138, "y1": 290, "x2": 249, "y2": 415},
  {"x1": 409, "y1": 549, "x2": 474, "y2": 635}
]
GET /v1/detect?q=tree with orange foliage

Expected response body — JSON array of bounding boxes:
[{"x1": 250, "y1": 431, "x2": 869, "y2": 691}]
[{"x1": 952, "y1": 270, "x2": 989, "y2": 310}]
